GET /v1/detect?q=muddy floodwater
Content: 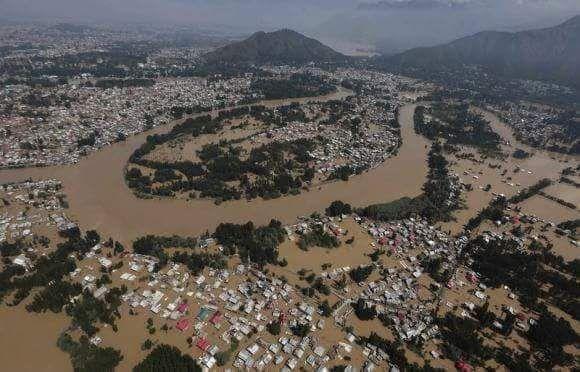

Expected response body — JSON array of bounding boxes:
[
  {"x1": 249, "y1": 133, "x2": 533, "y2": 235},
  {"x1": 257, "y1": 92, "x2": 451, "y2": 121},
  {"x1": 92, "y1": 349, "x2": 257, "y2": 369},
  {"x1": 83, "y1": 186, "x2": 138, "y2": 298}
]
[
  {"x1": 0, "y1": 95, "x2": 429, "y2": 245},
  {"x1": 1, "y1": 94, "x2": 578, "y2": 371},
  {"x1": 0, "y1": 305, "x2": 70, "y2": 372},
  {"x1": 2, "y1": 98, "x2": 577, "y2": 246}
]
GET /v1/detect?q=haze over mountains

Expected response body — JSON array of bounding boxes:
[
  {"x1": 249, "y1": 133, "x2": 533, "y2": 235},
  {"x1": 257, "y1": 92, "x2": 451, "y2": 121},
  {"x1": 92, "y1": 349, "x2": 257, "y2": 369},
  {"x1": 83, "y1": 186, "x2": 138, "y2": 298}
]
[
  {"x1": 203, "y1": 29, "x2": 346, "y2": 65},
  {"x1": 380, "y1": 15, "x2": 580, "y2": 88},
  {"x1": 201, "y1": 13, "x2": 580, "y2": 92},
  {"x1": 313, "y1": 0, "x2": 580, "y2": 54},
  {"x1": 4, "y1": 0, "x2": 580, "y2": 55}
]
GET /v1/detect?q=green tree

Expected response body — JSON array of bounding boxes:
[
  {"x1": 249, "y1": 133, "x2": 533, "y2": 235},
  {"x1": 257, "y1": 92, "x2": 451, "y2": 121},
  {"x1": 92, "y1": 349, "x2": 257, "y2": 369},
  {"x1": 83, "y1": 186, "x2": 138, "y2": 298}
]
[{"x1": 133, "y1": 344, "x2": 200, "y2": 372}]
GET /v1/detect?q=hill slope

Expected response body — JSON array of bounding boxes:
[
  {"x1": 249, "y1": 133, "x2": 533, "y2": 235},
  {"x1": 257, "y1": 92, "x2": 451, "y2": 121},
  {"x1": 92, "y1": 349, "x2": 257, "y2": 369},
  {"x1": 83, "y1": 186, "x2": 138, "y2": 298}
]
[
  {"x1": 203, "y1": 29, "x2": 346, "y2": 65},
  {"x1": 381, "y1": 15, "x2": 580, "y2": 87}
]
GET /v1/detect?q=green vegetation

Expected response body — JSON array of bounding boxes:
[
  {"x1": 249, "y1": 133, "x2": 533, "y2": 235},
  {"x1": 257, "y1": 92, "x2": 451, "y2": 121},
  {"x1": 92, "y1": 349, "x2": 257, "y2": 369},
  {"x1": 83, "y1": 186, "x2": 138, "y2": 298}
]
[
  {"x1": 538, "y1": 191, "x2": 576, "y2": 210},
  {"x1": 437, "y1": 313, "x2": 494, "y2": 364},
  {"x1": 298, "y1": 225, "x2": 340, "y2": 250},
  {"x1": 421, "y1": 256, "x2": 453, "y2": 284},
  {"x1": 527, "y1": 310, "x2": 578, "y2": 369},
  {"x1": 66, "y1": 287, "x2": 126, "y2": 336},
  {"x1": 171, "y1": 251, "x2": 227, "y2": 276},
  {"x1": 215, "y1": 339, "x2": 239, "y2": 367},
  {"x1": 213, "y1": 219, "x2": 286, "y2": 266},
  {"x1": 325, "y1": 200, "x2": 352, "y2": 217},
  {"x1": 414, "y1": 104, "x2": 501, "y2": 153},
  {"x1": 126, "y1": 105, "x2": 319, "y2": 201},
  {"x1": 357, "y1": 332, "x2": 410, "y2": 369},
  {"x1": 58, "y1": 333, "x2": 123, "y2": 372},
  {"x1": 359, "y1": 196, "x2": 427, "y2": 221},
  {"x1": 251, "y1": 73, "x2": 335, "y2": 100},
  {"x1": 319, "y1": 300, "x2": 333, "y2": 317},
  {"x1": 133, "y1": 344, "x2": 200, "y2": 372},
  {"x1": 26, "y1": 280, "x2": 82, "y2": 313},
  {"x1": 465, "y1": 196, "x2": 507, "y2": 231},
  {"x1": 130, "y1": 220, "x2": 285, "y2": 273},
  {"x1": 350, "y1": 265, "x2": 374, "y2": 283},
  {"x1": 328, "y1": 165, "x2": 359, "y2": 181},
  {"x1": 512, "y1": 148, "x2": 531, "y2": 159},
  {"x1": 266, "y1": 320, "x2": 282, "y2": 335},
  {"x1": 557, "y1": 219, "x2": 579, "y2": 233},
  {"x1": 0, "y1": 229, "x2": 100, "y2": 305},
  {"x1": 352, "y1": 298, "x2": 377, "y2": 320},
  {"x1": 0, "y1": 240, "x2": 24, "y2": 257},
  {"x1": 141, "y1": 339, "x2": 154, "y2": 351},
  {"x1": 560, "y1": 176, "x2": 580, "y2": 188},
  {"x1": 359, "y1": 142, "x2": 459, "y2": 222},
  {"x1": 310, "y1": 276, "x2": 331, "y2": 296},
  {"x1": 77, "y1": 131, "x2": 98, "y2": 147},
  {"x1": 132, "y1": 235, "x2": 197, "y2": 267},
  {"x1": 465, "y1": 236, "x2": 580, "y2": 319},
  {"x1": 290, "y1": 322, "x2": 311, "y2": 337},
  {"x1": 508, "y1": 178, "x2": 552, "y2": 203}
]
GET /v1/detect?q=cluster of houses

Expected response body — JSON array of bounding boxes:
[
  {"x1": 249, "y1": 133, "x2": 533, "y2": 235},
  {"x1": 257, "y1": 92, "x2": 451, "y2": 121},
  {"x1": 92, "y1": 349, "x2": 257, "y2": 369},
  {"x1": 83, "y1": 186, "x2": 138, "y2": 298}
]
[
  {"x1": 4, "y1": 185, "x2": 564, "y2": 371},
  {"x1": 496, "y1": 103, "x2": 575, "y2": 150},
  {"x1": 0, "y1": 76, "x2": 254, "y2": 167},
  {"x1": 0, "y1": 179, "x2": 72, "y2": 242},
  {"x1": 246, "y1": 71, "x2": 402, "y2": 180},
  {"x1": 348, "y1": 218, "x2": 468, "y2": 343},
  {"x1": 63, "y1": 239, "x2": 379, "y2": 371}
]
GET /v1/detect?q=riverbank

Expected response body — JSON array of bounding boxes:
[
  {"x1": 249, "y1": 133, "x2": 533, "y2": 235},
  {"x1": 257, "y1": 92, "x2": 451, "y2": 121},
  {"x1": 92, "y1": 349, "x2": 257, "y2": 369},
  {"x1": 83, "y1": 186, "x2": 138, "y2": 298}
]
[{"x1": 0, "y1": 93, "x2": 429, "y2": 247}]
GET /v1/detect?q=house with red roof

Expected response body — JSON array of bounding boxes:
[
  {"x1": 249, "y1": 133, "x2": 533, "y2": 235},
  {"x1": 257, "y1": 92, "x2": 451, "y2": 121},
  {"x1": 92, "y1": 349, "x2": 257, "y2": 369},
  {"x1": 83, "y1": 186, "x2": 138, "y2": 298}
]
[
  {"x1": 209, "y1": 311, "x2": 222, "y2": 325},
  {"x1": 177, "y1": 301, "x2": 188, "y2": 314},
  {"x1": 176, "y1": 318, "x2": 190, "y2": 332},
  {"x1": 196, "y1": 337, "x2": 211, "y2": 352},
  {"x1": 455, "y1": 360, "x2": 473, "y2": 372}
]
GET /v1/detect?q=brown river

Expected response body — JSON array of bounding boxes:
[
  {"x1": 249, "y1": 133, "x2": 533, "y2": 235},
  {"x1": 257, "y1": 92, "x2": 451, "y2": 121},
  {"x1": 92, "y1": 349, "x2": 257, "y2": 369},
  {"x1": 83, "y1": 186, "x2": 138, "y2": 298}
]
[
  {"x1": 0, "y1": 91, "x2": 429, "y2": 245},
  {"x1": 2, "y1": 93, "x2": 577, "y2": 246}
]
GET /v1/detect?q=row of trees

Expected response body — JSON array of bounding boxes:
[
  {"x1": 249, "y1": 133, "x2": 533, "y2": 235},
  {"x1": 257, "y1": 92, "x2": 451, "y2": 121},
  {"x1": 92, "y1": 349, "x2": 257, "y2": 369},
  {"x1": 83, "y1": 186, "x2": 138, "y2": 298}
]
[
  {"x1": 508, "y1": 178, "x2": 552, "y2": 203},
  {"x1": 359, "y1": 142, "x2": 459, "y2": 223}
]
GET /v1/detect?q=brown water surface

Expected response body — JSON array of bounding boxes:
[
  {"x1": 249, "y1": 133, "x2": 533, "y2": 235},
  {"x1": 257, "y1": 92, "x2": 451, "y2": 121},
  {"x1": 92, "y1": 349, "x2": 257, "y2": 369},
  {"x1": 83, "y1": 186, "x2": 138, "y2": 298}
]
[
  {"x1": 0, "y1": 306, "x2": 70, "y2": 371},
  {"x1": 0, "y1": 99, "x2": 429, "y2": 246}
]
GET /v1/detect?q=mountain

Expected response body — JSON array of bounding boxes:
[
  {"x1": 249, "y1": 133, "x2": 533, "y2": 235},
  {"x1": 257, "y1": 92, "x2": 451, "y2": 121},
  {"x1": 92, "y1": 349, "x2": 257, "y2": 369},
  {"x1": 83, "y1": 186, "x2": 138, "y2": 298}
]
[
  {"x1": 203, "y1": 29, "x2": 347, "y2": 65},
  {"x1": 380, "y1": 15, "x2": 580, "y2": 87},
  {"x1": 314, "y1": 1, "x2": 580, "y2": 55}
]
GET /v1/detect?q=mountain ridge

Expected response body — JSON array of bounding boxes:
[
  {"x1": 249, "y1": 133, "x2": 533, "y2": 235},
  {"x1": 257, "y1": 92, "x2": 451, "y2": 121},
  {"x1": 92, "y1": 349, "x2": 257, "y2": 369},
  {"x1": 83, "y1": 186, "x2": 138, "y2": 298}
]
[
  {"x1": 203, "y1": 29, "x2": 347, "y2": 65},
  {"x1": 379, "y1": 15, "x2": 580, "y2": 87}
]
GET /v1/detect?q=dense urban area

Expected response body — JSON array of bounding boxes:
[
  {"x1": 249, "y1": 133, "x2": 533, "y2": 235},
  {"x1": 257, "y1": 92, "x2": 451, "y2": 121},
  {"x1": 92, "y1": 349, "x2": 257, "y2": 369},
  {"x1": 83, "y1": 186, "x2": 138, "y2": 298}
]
[{"x1": 0, "y1": 20, "x2": 578, "y2": 372}]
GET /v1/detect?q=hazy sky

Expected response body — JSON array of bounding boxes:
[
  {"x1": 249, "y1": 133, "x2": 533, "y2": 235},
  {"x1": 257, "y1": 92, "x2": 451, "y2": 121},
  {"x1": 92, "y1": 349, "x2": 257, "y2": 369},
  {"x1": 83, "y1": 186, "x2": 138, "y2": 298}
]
[{"x1": 2, "y1": 0, "x2": 580, "y2": 52}]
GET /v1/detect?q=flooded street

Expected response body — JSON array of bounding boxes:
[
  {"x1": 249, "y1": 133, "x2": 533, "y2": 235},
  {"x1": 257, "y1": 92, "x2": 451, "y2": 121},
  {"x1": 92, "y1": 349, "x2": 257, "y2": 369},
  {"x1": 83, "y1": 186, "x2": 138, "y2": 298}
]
[{"x1": 0, "y1": 99, "x2": 429, "y2": 245}]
